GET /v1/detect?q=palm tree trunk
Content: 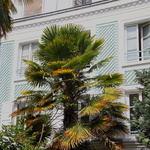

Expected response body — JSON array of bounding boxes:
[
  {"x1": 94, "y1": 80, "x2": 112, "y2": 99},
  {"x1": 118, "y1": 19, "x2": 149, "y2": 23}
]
[{"x1": 63, "y1": 106, "x2": 77, "y2": 129}]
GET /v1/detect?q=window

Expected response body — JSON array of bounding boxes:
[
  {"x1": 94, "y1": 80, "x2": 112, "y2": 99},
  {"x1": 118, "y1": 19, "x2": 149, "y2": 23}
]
[
  {"x1": 78, "y1": 95, "x2": 90, "y2": 124},
  {"x1": 74, "y1": 0, "x2": 92, "y2": 7},
  {"x1": 129, "y1": 93, "x2": 139, "y2": 133},
  {"x1": 125, "y1": 22, "x2": 150, "y2": 62},
  {"x1": 17, "y1": 43, "x2": 38, "y2": 77},
  {"x1": 80, "y1": 100, "x2": 89, "y2": 124},
  {"x1": 16, "y1": 103, "x2": 26, "y2": 124},
  {"x1": 24, "y1": 0, "x2": 42, "y2": 16}
]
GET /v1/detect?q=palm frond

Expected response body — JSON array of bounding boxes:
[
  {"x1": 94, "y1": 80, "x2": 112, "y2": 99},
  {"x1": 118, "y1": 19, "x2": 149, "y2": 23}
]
[
  {"x1": 37, "y1": 90, "x2": 56, "y2": 105},
  {"x1": 46, "y1": 61, "x2": 66, "y2": 70},
  {"x1": 101, "y1": 87, "x2": 122, "y2": 101},
  {"x1": 78, "y1": 105, "x2": 99, "y2": 117},
  {"x1": 92, "y1": 88, "x2": 122, "y2": 110},
  {"x1": 87, "y1": 56, "x2": 113, "y2": 73},
  {"x1": 77, "y1": 31, "x2": 94, "y2": 54},
  {"x1": 90, "y1": 116, "x2": 111, "y2": 133},
  {"x1": 25, "y1": 70, "x2": 50, "y2": 87},
  {"x1": 20, "y1": 90, "x2": 43, "y2": 95},
  {"x1": 24, "y1": 59, "x2": 41, "y2": 69},
  {"x1": 85, "y1": 38, "x2": 104, "y2": 53},
  {"x1": 96, "y1": 73, "x2": 124, "y2": 87},
  {"x1": 42, "y1": 38, "x2": 77, "y2": 62},
  {"x1": 51, "y1": 69, "x2": 75, "y2": 78},
  {"x1": 24, "y1": 59, "x2": 51, "y2": 86},
  {"x1": 62, "y1": 124, "x2": 93, "y2": 149},
  {"x1": 62, "y1": 50, "x2": 98, "y2": 71},
  {"x1": 41, "y1": 25, "x2": 59, "y2": 45},
  {"x1": 80, "y1": 81, "x2": 99, "y2": 89},
  {"x1": 13, "y1": 91, "x2": 44, "y2": 105},
  {"x1": 104, "y1": 121, "x2": 129, "y2": 137},
  {"x1": 11, "y1": 106, "x2": 34, "y2": 117},
  {"x1": 59, "y1": 24, "x2": 84, "y2": 39},
  {"x1": 34, "y1": 103, "x2": 56, "y2": 112}
]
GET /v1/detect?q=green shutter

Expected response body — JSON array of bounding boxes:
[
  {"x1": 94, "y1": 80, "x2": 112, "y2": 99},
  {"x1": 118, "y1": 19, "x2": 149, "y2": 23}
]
[
  {"x1": 96, "y1": 21, "x2": 118, "y2": 75},
  {"x1": 0, "y1": 41, "x2": 14, "y2": 122}
]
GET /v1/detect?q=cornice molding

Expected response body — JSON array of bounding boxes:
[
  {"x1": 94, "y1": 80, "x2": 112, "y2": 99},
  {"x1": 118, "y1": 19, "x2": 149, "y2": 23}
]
[{"x1": 13, "y1": 0, "x2": 150, "y2": 31}]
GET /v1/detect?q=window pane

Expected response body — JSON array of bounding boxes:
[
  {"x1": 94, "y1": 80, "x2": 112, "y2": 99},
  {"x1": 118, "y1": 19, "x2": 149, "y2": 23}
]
[
  {"x1": 127, "y1": 38, "x2": 137, "y2": 50},
  {"x1": 32, "y1": 43, "x2": 38, "y2": 54},
  {"x1": 18, "y1": 42, "x2": 38, "y2": 77},
  {"x1": 143, "y1": 24, "x2": 150, "y2": 37},
  {"x1": 32, "y1": 43, "x2": 38, "y2": 51},
  {"x1": 143, "y1": 36, "x2": 150, "y2": 49},
  {"x1": 127, "y1": 26, "x2": 137, "y2": 38},
  {"x1": 24, "y1": 0, "x2": 42, "y2": 16},
  {"x1": 17, "y1": 67, "x2": 25, "y2": 77},
  {"x1": 17, "y1": 103, "x2": 25, "y2": 110},
  {"x1": 126, "y1": 25, "x2": 138, "y2": 61},
  {"x1": 143, "y1": 50, "x2": 150, "y2": 60},
  {"x1": 32, "y1": 43, "x2": 38, "y2": 61},
  {"x1": 129, "y1": 94, "x2": 139, "y2": 107},
  {"x1": 20, "y1": 63, "x2": 26, "y2": 68},
  {"x1": 22, "y1": 45, "x2": 29, "y2": 55},
  {"x1": 21, "y1": 45, "x2": 29, "y2": 68},
  {"x1": 129, "y1": 94, "x2": 139, "y2": 133},
  {"x1": 21, "y1": 59, "x2": 28, "y2": 67},
  {"x1": 21, "y1": 56, "x2": 29, "y2": 61}
]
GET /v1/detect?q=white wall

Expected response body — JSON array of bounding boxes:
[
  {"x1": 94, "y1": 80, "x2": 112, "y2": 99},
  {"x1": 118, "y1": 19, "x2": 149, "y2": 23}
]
[{"x1": 1, "y1": 102, "x2": 13, "y2": 128}]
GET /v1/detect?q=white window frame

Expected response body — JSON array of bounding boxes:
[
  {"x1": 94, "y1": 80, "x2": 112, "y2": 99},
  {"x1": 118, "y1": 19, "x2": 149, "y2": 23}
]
[
  {"x1": 141, "y1": 22, "x2": 150, "y2": 60},
  {"x1": 125, "y1": 25, "x2": 139, "y2": 62},
  {"x1": 126, "y1": 92, "x2": 142, "y2": 134},
  {"x1": 16, "y1": 102, "x2": 26, "y2": 125},
  {"x1": 125, "y1": 22, "x2": 150, "y2": 62},
  {"x1": 11, "y1": 101, "x2": 27, "y2": 125},
  {"x1": 17, "y1": 42, "x2": 38, "y2": 78}
]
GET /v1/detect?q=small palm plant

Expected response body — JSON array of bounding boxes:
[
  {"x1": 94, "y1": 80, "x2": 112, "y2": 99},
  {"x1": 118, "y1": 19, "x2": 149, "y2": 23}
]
[{"x1": 12, "y1": 24, "x2": 128, "y2": 150}]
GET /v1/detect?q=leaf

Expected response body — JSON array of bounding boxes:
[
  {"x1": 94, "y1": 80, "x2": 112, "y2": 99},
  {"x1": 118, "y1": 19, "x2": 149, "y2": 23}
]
[
  {"x1": 96, "y1": 73, "x2": 124, "y2": 87},
  {"x1": 51, "y1": 69, "x2": 75, "y2": 77},
  {"x1": 46, "y1": 61, "x2": 66, "y2": 70},
  {"x1": 61, "y1": 124, "x2": 93, "y2": 149},
  {"x1": 78, "y1": 105, "x2": 99, "y2": 117},
  {"x1": 87, "y1": 56, "x2": 113, "y2": 73}
]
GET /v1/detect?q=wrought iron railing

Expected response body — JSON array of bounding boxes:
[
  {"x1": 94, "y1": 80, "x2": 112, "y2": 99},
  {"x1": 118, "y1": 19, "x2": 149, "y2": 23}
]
[{"x1": 73, "y1": 0, "x2": 92, "y2": 7}]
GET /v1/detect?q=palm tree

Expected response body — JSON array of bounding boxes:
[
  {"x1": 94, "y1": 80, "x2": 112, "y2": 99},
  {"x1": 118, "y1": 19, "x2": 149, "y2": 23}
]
[
  {"x1": 79, "y1": 92, "x2": 129, "y2": 149},
  {"x1": 0, "y1": 0, "x2": 16, "y2": 38},
  {"x1": 11, "y1": 90, "x2": 53, "y2": 143},
  {"x1": 0, "y1": 0, "x2": 35, "y2": 39},
  {"x1": 12, "y1": 24, "x2": 128, "y2": 150}
]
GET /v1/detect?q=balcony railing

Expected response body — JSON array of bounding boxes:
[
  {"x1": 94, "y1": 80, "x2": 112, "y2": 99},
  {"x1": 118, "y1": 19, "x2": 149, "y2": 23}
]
[
  {"x1": 125, "y1": 49, "x2": 150, "y2": 62},
  {"x1": 74, "y1": 0, "x2": 92, "y2": 7},
  {"x1": 16, "y1": 68, "x2": 26, "y2": 77}
]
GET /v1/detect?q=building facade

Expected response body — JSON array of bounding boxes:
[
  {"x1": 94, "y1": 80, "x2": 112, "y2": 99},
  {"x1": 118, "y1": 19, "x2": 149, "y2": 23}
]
[{"x1": 0, "y1": 0, "x2": 150, "y2": 149}]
